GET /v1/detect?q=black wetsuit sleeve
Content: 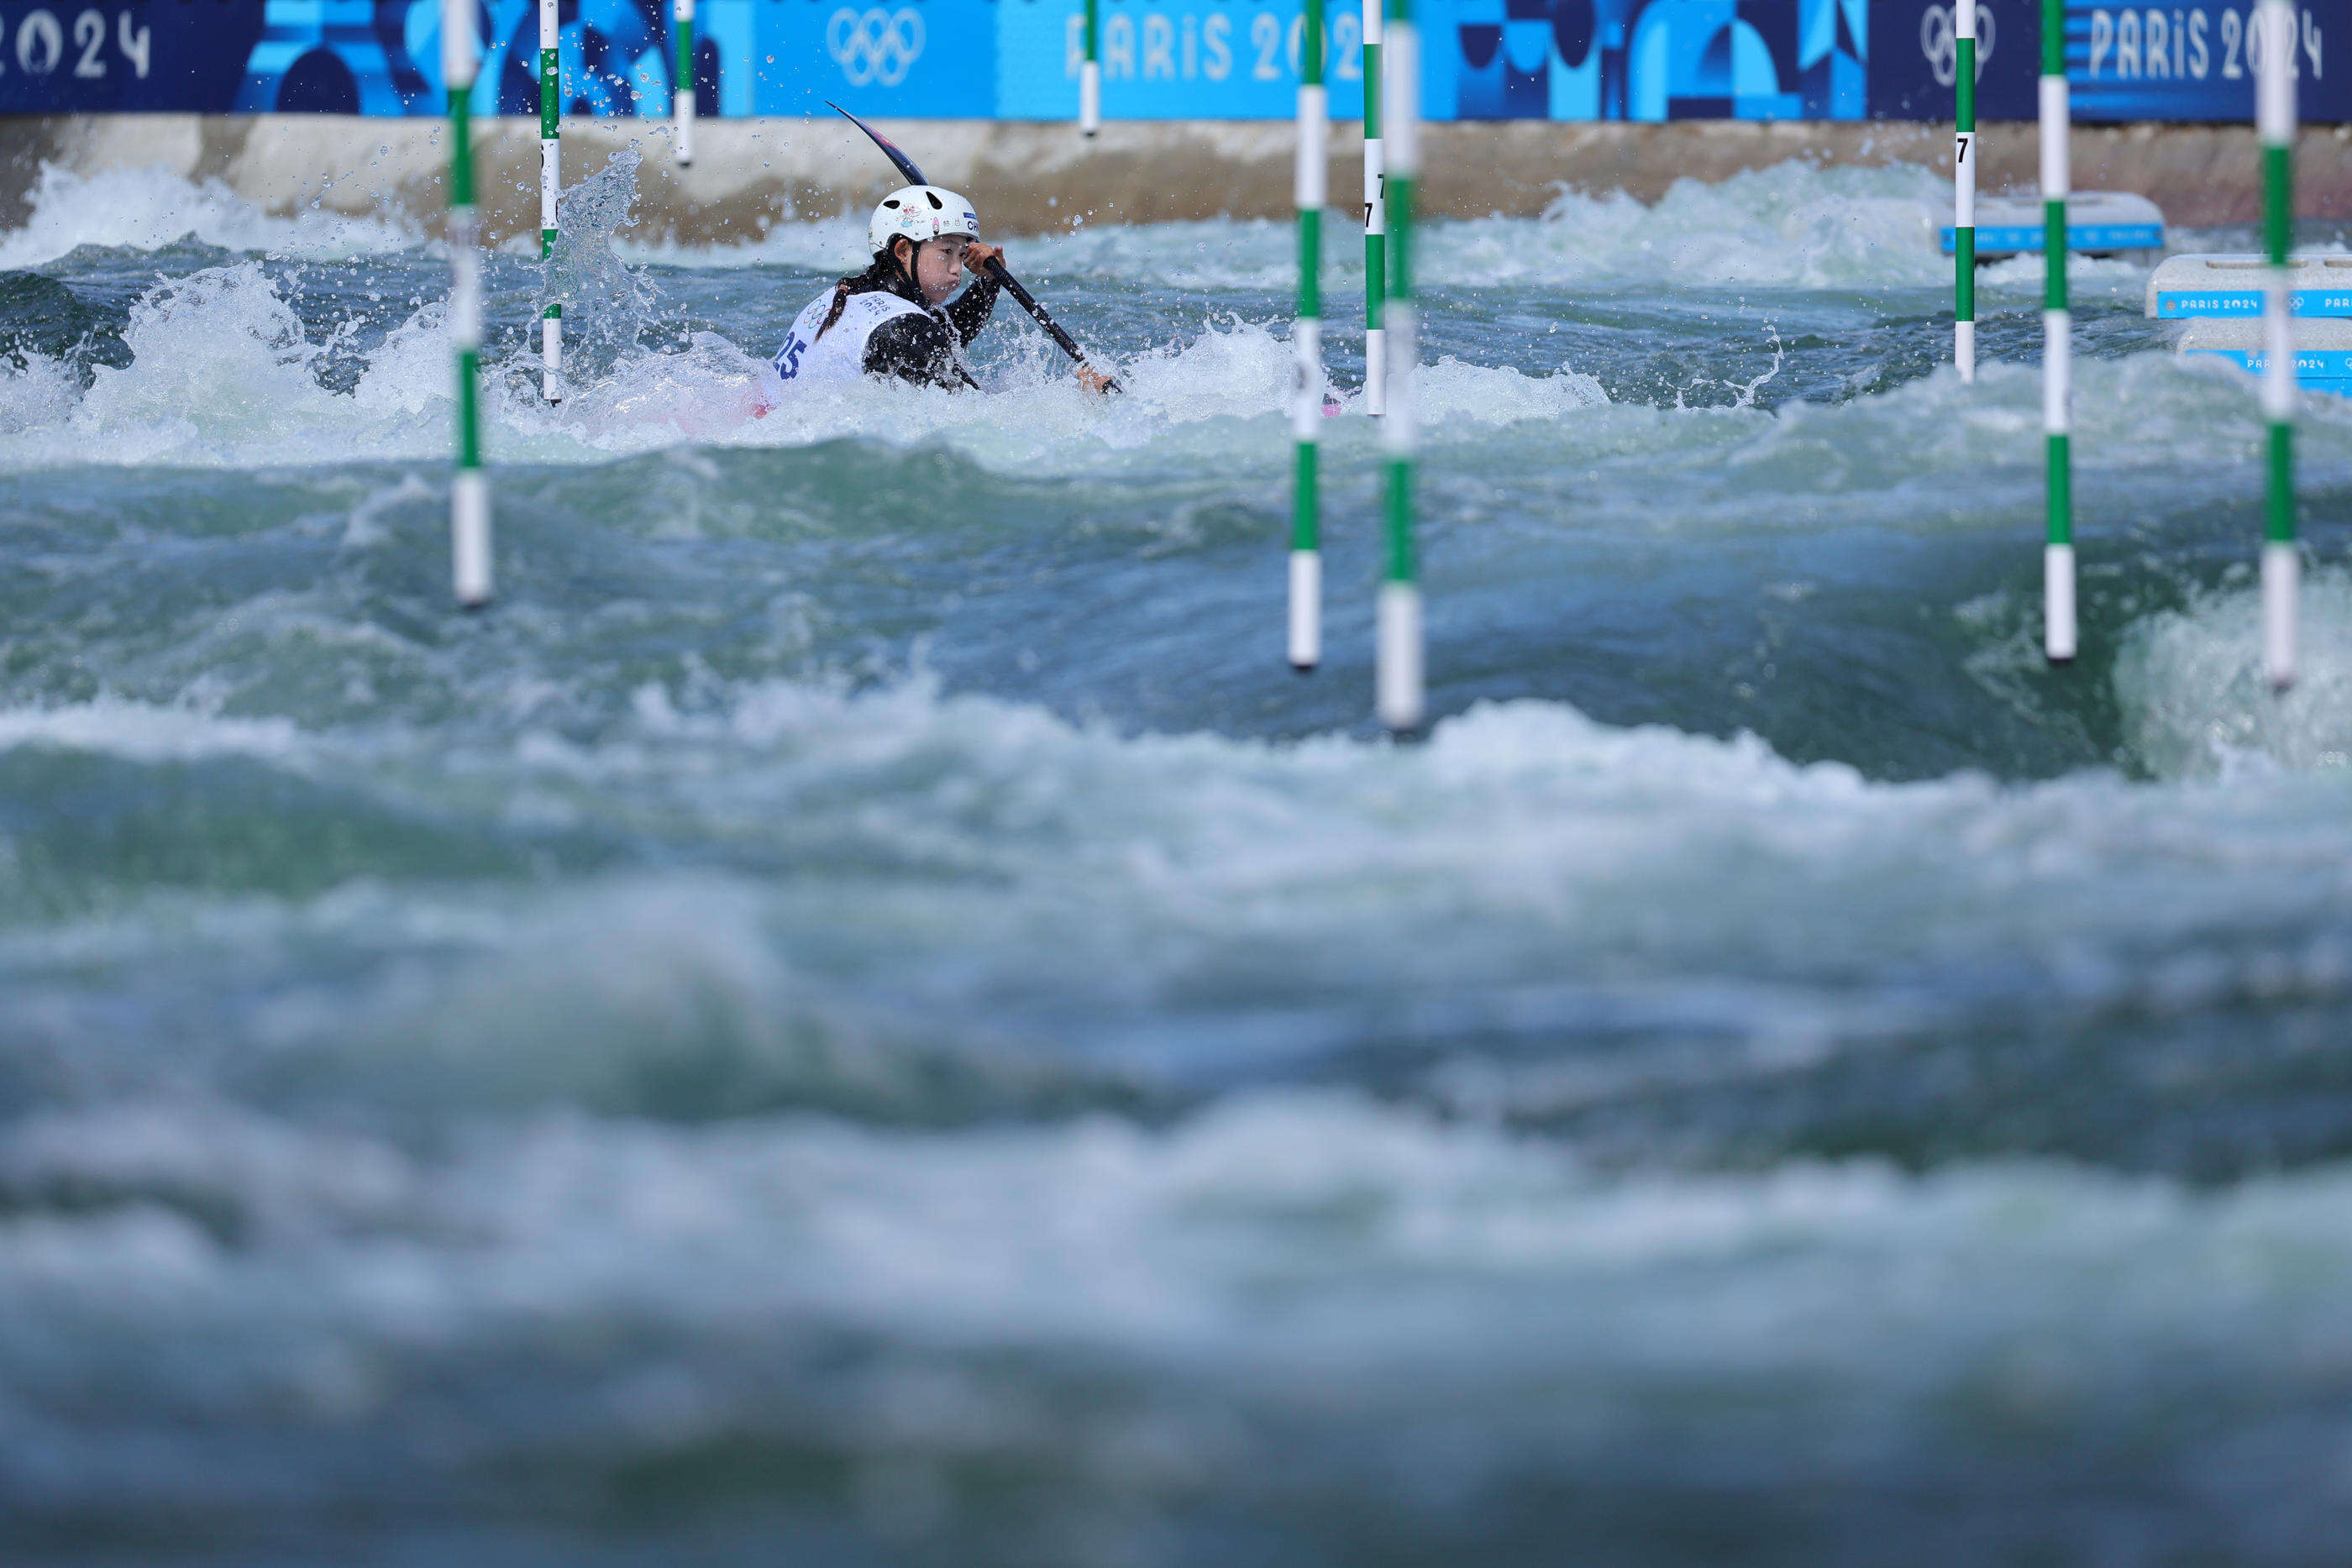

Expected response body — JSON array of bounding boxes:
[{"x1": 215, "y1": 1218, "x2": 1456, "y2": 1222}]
[
  {"x1": 942, "y1": 273, "x2": 1001, "y2": 346},
  {"x1": 864, "y1": 312, "x2": 972, "y2": 391}
]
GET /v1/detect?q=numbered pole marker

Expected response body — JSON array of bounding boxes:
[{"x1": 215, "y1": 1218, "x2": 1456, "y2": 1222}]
[
  {"x1": 2259, "y1": 0, "x2": 2299, "y2": 690},
  {"x1": 540, "y1": 0, "x2": 564, "y2": 403},
  {"x1": 1290, "y1": 0, "x2": 1326, "y2": 672},
  {"x1": 1377, "y1": 0, "x2": 1422, "y2": 732},
  {"x1": 1363, "y1": 0, "x2": 1386, "y2": 417},
  {"x1": 445, "y1": 0, "x2": 492, "y2": 609},
  {"x1": 1954, "y1": 0, "x2": 1977, "y2": 381},
  {"x1": 2040, "y1": 0, "x2": 2073, "y2": 663}
]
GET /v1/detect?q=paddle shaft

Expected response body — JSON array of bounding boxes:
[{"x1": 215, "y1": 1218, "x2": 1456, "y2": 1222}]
[{"x1": 983, "y1": 259, "x2": 1119, "y2": 391}]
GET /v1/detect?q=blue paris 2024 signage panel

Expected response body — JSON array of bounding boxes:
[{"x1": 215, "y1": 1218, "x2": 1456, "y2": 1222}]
[
  {"x1": 1872, "y1": 3, "x2": 2344, "y2": 121},
  {"x1": 0, "y1": 0, "x2": 2334, "y2": 121},
  {"x1": 0, "y1": 0, "x2": 1861, "y2": 121}
]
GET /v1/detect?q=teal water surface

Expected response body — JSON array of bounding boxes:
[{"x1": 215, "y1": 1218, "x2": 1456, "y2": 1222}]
[{"x1": 3, "y1": 155, "x2": 2352, "y2": 1566}]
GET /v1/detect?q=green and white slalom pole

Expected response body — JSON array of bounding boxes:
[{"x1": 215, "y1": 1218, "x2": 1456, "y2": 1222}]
[
  {"x1": 1377, "y1": 0, "x2": 1420, "y2": 732},
  {"x1": 539, "y1": 0, "x2": 562, "y2": 403},
  {"x1": 1953, "y1": 0, "x2": 1976, "y2": 380},
  {"x1": 2040, "y1": 0, "x2": 2072, "y2": 663},
  {"x1": 2259, "y1": 0, "x2": 2298, "y2": 690},
  {"x1": 1081, "y1": 0, "x2": 1100, "y2": 136},
  {"x1": 674, "y1": 0, "x2": 696, "y2": 166},
  {"x1": 1291, "y1": 0, "x2": 1326, "y2": 671},
  {"x1": 1362, "y1": 0, "x2": 1385, "y2": 416},
  {"x1": 445, "y1": 0, "x2": 491, "y2": 608}
]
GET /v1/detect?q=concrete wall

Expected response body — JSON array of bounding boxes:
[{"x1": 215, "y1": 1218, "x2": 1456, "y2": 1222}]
[{"x1": 5, "y1": 114, "x2": 2349, "y2": 244}]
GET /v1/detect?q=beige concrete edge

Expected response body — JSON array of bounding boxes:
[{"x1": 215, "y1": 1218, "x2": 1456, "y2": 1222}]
[{"x1": 5, "y1": 114, "x2": 2349, "y2": 244}]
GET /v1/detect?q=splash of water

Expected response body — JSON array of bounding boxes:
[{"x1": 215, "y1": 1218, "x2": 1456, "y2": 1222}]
[{"x1": 534, "y1": 147, "x2": 660, "y2": 382}]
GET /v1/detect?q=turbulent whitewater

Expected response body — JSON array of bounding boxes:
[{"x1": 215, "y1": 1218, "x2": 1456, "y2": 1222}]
[{"x1": 3, "y1": 155, "x2": 2352, "y2": 1566}]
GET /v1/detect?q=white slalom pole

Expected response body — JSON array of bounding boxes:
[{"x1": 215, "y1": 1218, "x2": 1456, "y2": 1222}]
[
  {"x1": 1953, "y1": 0, "x2": 1976, "y2": 381},
  {"x1": 674, "y1": 0, "x2": 696, "y2": 166},
  {"x1": 1081, "y1": 0, "x2": 1101, "y2": 136},
  {"x1": 1362, "y1": 0, "x2": 1385, "y2": 416},
  {"x1": 1376, "y1": 0, "x2": 1421, "y2": 732},
  {"x1": 2040, "y1": 0, "x2": 2073, "y2": 663},
  {"x1": 1290, "y1": 0, "x2": 1326, "y2": 672},
  {"x1": 446, "y1": 0, "x2": 491, "y2": 608},
  {"x1": 2259, "y1": 0, "x2": 2298, "y2": 690},
  {"x1": 539, "y1": 0, "x2": 562, "y2": 403}
]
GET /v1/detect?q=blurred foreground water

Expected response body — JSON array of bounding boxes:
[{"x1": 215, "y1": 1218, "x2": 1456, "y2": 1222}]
[{"x1": 3, "y1": 155, "x2": 2352, "y2": 1565}]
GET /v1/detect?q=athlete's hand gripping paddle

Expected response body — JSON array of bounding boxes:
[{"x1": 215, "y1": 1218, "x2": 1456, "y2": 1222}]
[{"x1": 828, "y1": 102, "x2": 1120, "y2": 393}]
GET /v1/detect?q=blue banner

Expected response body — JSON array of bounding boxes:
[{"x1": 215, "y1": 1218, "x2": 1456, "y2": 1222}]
[
  {"x1": 2157, "y1": 286, "x2": 2352, "y2": 317},
  {"x1": 0, "y1": 0, "x2": 2334, "y2": 121},
  {"x1": 1870, "y1": 2, "x2": 2040, "y2": 119},
  {"x1": 1003, "y1": 1, "x2": 1866, "y2": 124},
  {"x1": 1872, "y1": 2, "x2": 2346, "y2": 123},
  {"x1": 1000, "y1": 0, "x2": 1370, "y2": 121},
  {"x1": 747, "y1": 0, "x2": 995, "y2": 119},
  {"x1": 0, "y1": 2, "x2": 264, "y2": 113},
  {"x1": 1475, "y1": 0, "x2": 1868, "y2": 123},
  {"x1": 2071, "y1": 3, "x2": 2344, "y2": 122}
]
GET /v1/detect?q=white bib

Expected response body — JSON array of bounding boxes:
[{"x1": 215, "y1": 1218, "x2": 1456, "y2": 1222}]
[{"x1": 771, "y1": 287, "x2": 928, "y2": 389}]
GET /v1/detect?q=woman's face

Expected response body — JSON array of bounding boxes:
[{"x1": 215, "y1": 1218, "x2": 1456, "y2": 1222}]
[{"x1": 903, "y1": 236, "x2": 972, "y2": 305}]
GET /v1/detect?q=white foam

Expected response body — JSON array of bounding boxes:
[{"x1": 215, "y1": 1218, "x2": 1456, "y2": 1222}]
[
  {"x1": 0, "y1": 254, "x2": 1612, "y2": 475},
  {"x1": 620, "y1": 160, "x2": 2033, "y2": 296},
  {"x1": 71, "y1": 263, "x2": 352, "y2": 463},
  {"x1": 0, "y1": 164, "x2": 415, "y2": 270},
  {"x1": 2116, "y1": 568, "x2": 2352, "y2": 779},
  {"x1": 389, "y1": 671, "x2": 2341, "y2": 1037},
  {"x1": 0, "y1": 153, "x2": 2233, "y2": 480},
  {"x1": 0, "y1": 1101, "x2": 419, "y2": 1242},
  {"x1": 3, "y1": 661, "x2": 2351, "y2": 1190},
  {"x1": 0, "y1": 265, "x2": 606, "y2": 470},
  {"x1": 0, "y1": 350, "x2": 79, "y2": 431},
  {"x1": 6, "y1": 1086, "x2": 2352, "y2": 1429},
  {"x1": 1436, "y1": 160, "x2": 1950, "y2": 290},
  {"x1": 0, "y1": 263, "x2": 465, "y2": 469},
  {"x1": 0, "y1": 698, "x2": 306, "y2": 765},
  {"x1": 523, "y1": 315, "x2": 1609, "y2": 470}
]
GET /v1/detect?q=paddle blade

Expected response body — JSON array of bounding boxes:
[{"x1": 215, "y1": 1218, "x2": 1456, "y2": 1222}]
[{"x1": 827, "y1": 102, "x2": 927, "y2": 187}]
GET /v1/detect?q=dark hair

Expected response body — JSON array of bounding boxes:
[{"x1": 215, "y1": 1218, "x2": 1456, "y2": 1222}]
[{"x1": 812, "y1": 244, "x2": 915, "y2": 344}]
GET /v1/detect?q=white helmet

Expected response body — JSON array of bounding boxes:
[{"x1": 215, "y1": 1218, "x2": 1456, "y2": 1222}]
[{"x1": 869, "y1": 185, "x2": 979, "y2": 256}]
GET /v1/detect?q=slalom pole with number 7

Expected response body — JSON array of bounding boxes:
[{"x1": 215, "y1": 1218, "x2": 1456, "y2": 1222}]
[
  {"x1": 1290, "y1": 0, "x2": 1326, "y2": 670},
  {"x1": 1363, "y1": 0, "x2": 1385, "y2": 417},
  {"x1": 1953, "y1": 0, "x2": 1976, "y2": 381}
]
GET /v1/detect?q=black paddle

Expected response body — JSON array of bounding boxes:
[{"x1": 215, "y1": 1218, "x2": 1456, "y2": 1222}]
[{"x1": 827, "y1": 102, "x2": 1120, "y2": 393}]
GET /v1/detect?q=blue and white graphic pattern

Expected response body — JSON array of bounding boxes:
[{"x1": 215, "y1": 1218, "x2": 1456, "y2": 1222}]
[{"x1": 0, "y1": 0, "x2": 2332, "y2": 120}]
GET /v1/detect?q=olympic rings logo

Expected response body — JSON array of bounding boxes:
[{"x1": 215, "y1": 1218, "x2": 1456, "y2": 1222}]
[
  {"x1": 827, "y1": 8, "x2": 926, "y2": 87},
  {"x1": 1920, "y1": 3, "x2": 1998, "y2": 87}
]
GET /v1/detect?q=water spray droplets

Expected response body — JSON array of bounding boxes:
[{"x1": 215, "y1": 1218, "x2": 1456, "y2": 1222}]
[{"x1": 536, "y1": 147, "x2": 659, "y2": 383}]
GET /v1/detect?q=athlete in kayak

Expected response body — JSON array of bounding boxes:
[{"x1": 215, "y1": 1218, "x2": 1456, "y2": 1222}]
[{"x1": 772, "y1": 185, "x2": 1111, "y2": 395}]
